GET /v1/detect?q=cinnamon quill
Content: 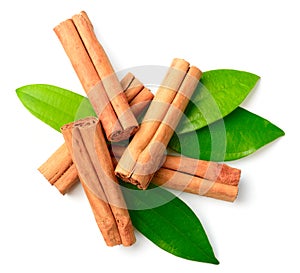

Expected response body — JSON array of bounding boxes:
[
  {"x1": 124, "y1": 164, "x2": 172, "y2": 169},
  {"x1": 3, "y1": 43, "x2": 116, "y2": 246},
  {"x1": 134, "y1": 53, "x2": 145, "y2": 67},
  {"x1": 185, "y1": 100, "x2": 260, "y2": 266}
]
[
  {"x1": 115, "y1": 58, "x2": 202, "y2": 189},
  {"x1": 61, "y1": 118, "x2": 135, "y2": 246},
  {"x1": 54, "y1": 11, "x2": 138, "y2": 141}
]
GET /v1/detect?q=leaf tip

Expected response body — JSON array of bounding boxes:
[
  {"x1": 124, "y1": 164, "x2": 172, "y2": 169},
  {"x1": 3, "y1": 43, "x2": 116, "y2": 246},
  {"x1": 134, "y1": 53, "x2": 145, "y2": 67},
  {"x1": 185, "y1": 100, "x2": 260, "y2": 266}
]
[
  {"x1": 16, "y1": 85, "x2": 32, "y2": 99},
  {"x1": 15, "y1": 86, "x2": 25, "y2": 101},
  {"x1": 213, "y1": 258, "x2": 220, "y2": 265},
  {"x1": 15, "y1": 86, "x2": 23, "y2": 96},
  {"x1": 274, "y1": 124, "x2": 285, "y2": 138},
  {"x1": 251, "y1": 72, "x2": 261, "y2": 84},
  {"x1": 206, "y1": 254, "x2": 219, "y2": 265}
]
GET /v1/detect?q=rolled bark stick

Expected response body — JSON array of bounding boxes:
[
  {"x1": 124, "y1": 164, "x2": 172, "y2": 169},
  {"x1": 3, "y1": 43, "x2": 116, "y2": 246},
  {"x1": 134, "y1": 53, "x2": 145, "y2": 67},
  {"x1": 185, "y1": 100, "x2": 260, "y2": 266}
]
[
  {"x1": 54, "y1": 12, "x2": 138, "y2": 141},
  {"x1": 38, "y1": 144, "x2": 72, "y2": 185},
  {"x1": 77, "y1": 120, "x2": 135, "y2": 246},
  {"x1": 53, "y1": 164, "x2": 78, "y2": 195},
  {"x1": 111, "y1": 146, "x2": 239, "y2": 202},
  {"x1": 72, "y1": 12, "x2": 138, "y2": 138},
  {"x1": 38, "y1": 73, "x2": 153, "y2": 194},
  {"x1": 163, "y1": 155, "x2": 241, "y2": 186},
  {"x1": 54, "y1": 19, "x2": 119, "y2": 137},
  {"x1": 115, "y1": 58, "x2": 190, "y2": 188},
  {"x1": 130, "y1": 66, "x2": 202, "y2": 187},
  {"x1": 111, "y1": 145, "x2": 241, "y2": 186},
  {"x1": 152, "y1": 169, "x2": 238, "y2": 202},
  {"x1": 115, "y1": 60, "x2": 202, "y2": 189},
  {"x1": 61, "y1": 118, "x2": 135, "y2": 246},
  {"x1": 61, "y1": 121, "x2": 121, "y2": 246},
  {"x1": 54, "y1": 19, "x2": 99, "y2": 93}
]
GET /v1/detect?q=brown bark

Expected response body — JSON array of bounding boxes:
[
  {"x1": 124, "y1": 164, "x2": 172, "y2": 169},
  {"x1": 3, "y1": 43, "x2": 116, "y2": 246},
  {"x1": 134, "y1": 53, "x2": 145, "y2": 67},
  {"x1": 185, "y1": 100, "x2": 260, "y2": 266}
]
[
  {"x1": 152, "y1": 169, "x2": 238, "y2": 202},
  {"x1": 115, "y1": 59, "x2": 202, "y2": 189},
  {"x1": 162, "y1": 155, "x2": 241, "y2": 186},
  {"x1": 61, "y1": 118, "x2": 135, "y2": 246},
  {"x1": 54, "y1": 12, "x2": 138, "y2": 142},
  {"x1": 111, "y1": 145, "x2": 241, "y2": 186},
  {"x1": 112, "y1": 145, "x2": 240, "y2": 202}
]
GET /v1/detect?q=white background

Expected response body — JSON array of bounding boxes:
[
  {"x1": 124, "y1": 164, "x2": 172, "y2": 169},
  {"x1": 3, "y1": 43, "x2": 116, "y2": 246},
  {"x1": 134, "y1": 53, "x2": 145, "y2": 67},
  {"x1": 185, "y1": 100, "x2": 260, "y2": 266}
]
[{"x1": 1, "y1": 0, "x2": 299, "y2": 272}]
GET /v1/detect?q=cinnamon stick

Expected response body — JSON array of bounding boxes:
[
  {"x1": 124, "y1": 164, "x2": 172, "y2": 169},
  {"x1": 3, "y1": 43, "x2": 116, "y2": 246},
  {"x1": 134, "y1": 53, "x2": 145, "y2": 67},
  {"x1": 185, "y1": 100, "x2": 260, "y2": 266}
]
[
  {"x1": 54, "y1": 12, "x2": 138, "y2": 142},
  {"x1": 162, "y1": 155, "x2": 241, "y2": 186},
  {"x1": 115, "y1": 59, "x2": 189, "y2": 185},
  {"x1": 38, "y1": 144, "x2": 72, "y2": 185},
  {"x1": 38, "y1": 73, "x2": 153, "y2": 194},
  {"x1": 111, "y1": 146, "x2": 240, "y2": 202},
  {"x1": 115, "y1": 59, "x2": 202, "y2": 189},
  {"x1": 61, "y1": 118, "x2": 135, "y2": 246},
  {"x1": 52, "y1": 164, "x2": 78, "y2": 195},
  {"x1": 152, "y1": 169, "x2": 238, "y2": 202},
  {"x1": 61, "y1": 121, "x2": 121, "y2": 246},
  {"x1": 111, "y1": 145, "x2": 241, "y2": 186}
]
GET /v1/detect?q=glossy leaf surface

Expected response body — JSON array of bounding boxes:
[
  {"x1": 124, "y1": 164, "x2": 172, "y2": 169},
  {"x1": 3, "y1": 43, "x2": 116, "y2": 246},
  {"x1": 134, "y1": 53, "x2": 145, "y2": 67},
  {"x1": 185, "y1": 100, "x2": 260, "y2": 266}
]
[
  {"x1": 16, "y1": 84, "x2": 96, "y2": 132},
  {"x1": 122, "y1": 182, "x2": 219, "y2": 264},
  {"x1": 177, "y1": 69, "x2": 260, "y2": 134},
  {"x1": 170, "y1": 107, "x2": 285, "y2": 161}
]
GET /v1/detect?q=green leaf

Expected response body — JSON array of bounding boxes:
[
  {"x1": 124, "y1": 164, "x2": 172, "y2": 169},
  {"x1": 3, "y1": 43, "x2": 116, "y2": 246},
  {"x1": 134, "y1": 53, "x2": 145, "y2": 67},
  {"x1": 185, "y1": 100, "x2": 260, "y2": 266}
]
[
  {"x1": 176, "y1": 69, "x2": 260, "y2": 134},
  {"x1": 121, "y1": 182, "x2": 219, "y2": 264},
  {"x1": 169, "y1": 107, "x2": 285, "y2": 161},
  {"x1": 16, "y1": 84, "x2": 96, "y2": 132}
]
